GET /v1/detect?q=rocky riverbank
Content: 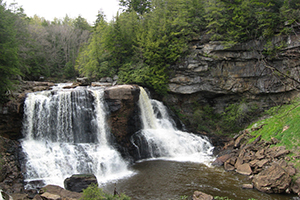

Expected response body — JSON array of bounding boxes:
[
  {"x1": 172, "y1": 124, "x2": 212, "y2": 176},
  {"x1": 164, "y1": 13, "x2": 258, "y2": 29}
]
[{"x1": 211, "y1": 129, "x2": 300, "y2": 197}]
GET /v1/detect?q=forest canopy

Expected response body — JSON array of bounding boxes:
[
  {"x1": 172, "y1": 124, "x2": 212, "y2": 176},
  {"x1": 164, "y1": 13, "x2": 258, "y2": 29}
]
[{"x1": 0, "y1": 0, "x2": 300, "y2": 102}]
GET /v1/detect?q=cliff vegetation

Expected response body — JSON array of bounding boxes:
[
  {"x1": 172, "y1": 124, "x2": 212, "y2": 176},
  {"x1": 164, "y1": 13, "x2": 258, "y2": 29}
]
[{"x1": 1, "y1": 0, "x2": 300, "y2": 103}]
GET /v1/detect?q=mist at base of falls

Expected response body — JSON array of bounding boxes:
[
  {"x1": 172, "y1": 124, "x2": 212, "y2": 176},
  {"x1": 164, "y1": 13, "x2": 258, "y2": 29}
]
[{"x1": 21, "y1": 85, "x2": 214, "y2": 190}]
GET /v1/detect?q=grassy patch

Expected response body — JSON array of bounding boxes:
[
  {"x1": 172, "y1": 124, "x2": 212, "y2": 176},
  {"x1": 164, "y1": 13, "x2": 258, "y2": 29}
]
[
  {"x1": 248, "y1": 100, "x2": 300, "y2": 150},
  {"x1": 248, "y1": 99, "x2": 300, "y2": 175}
]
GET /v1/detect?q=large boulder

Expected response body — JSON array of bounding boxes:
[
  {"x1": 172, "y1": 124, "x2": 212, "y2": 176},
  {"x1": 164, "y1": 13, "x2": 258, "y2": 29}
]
[
  {"x1": 236, "y1": 163, "x2": 252, "y2": 176},
  {"x1": 37, "y1": 185, "x2": 82, "y2": 200},
  {"x1": 104, "y1": 85, "x2": 141, "y2": 159},
  {"x1": 252, "y1": 163, "x2": 291, "y2": 193},
  {"x1": 76, "y1": 77, "x2": 91, "y2": 86},
  {"x1": 64, "y1": 174, "x2": 98, "y2": 193},
  {"x1": 192, "y1": 191, "x2": 214, "y2": 200}
]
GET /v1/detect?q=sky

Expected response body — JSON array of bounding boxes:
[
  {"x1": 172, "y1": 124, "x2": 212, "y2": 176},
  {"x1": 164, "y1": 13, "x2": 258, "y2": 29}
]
[{"x1": 4, "y1": 0, "x2": 121, "y2": 24}]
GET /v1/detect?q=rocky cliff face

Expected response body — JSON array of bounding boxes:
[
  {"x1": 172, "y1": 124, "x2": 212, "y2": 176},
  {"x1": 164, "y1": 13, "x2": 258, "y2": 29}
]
[
  {"x1": 0, "y1": 81, "x2": 55, "y2": 140},
  {"x1": 164, "y1": 34, "x2": 300, "y2": 134}
]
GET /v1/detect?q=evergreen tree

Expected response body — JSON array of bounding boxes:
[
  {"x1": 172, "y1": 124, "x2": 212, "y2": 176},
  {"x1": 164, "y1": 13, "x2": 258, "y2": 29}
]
[
  {"x1": 119, "y1": 0, "x2": 151, "y2": 15},
  {"x1": 0, "y1": 0, "x2": 20, "y2": 103}
]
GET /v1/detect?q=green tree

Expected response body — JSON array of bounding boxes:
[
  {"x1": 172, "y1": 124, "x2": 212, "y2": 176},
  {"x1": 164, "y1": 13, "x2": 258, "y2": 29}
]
[
  {"x1": 75, "y1": 16, "x2": 111, "y2": 78},
  {"x1": 119, "y1": 0, "x2": 151, "y2": 15},
  {"x1": 95, "y1": 9, "x2": 106, "y2": 26},
  {"x1": 0, "y1": 0, "x2": 20, "y2": 103},
  {"x1": 74, "y1": 15, "x2": 92, "y2": 31},
  {"x1": 205, "y1": 0, "x2": 285, "y2": 45}
]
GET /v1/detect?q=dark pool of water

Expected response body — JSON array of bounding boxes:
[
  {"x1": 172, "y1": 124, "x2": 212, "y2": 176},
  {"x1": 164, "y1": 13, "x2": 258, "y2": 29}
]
[{"x1": 102, "y1": 160, "x2": 296, "y2": 200}]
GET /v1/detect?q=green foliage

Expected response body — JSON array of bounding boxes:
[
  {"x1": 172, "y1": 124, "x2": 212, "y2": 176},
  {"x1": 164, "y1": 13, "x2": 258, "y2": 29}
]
[
  {"x1": 80, "y1": 184, "x2": 131, "y2": 200},
  {"x1": 0, "y1": 0, "x2": 21, "y2": 103},
  {"x1": 215, "y1": 197, "x2": 257, "y2": 200},
  {"x1": 249, "y1": 99, "x2": 300, "y2": 150},
  {"x1": 77, "y1": 0, "x2": 201, "y2": 94},
  {"x1": 74, "y1": 15, "x2": 92, "y2": 31},
  {"x1": 118, "y1": 62, "x2": 150, "y2": 85},
  {"x1": 214, "y1": 197, "x2": 233, "y2": 200},
  {"x1": 190, "y1": 99, "x2": 260, "y2": 135},
  {"x1": 192, "y1": 105, "x2": 220, "y2": 133},
  {"x1": 1, "y1": 0, "x2": 299, "y2": 97},
  {"x1": 119, "y1": 0, "x2": 151, "y2": 15},
  {"x1": 179, "y1": 195, "x2": 188, "y2": 199},
  {"x1": 205, "y1": 0, "x2": 290, "y2": 45}
]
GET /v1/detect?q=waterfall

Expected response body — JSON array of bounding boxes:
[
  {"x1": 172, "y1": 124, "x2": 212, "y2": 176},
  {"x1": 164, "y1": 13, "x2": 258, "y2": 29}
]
[
  {"x1": 21, "y1": 87, "x2": 132, "y2": 189},
  {"x1": 132, "y1": 87, "x2": 214, "y2": 162}
]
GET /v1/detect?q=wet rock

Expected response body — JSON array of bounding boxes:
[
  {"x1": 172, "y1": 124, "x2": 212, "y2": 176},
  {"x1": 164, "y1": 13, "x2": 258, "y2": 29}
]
[
  {"x1": 286, "y1": 165, "x2": 296, "y2": 176},
  {"x1": 236, "y1": 163, "x2": 252, "y2": 176},
  {"x1": 76, "y1": 77, "x2": 91, "y2": 86},
  {"x1": 192, "y1": 191, "x2": 213, "y2": 200},
  {"x1": 234, "y1": 157, "x2": 244, "y2": 169},
  {"x1": 11, "y1": 193, "x2": 28, "y2": 200},
  {"x1": 291, "y1": 177, "x2": 300, "y2": 195},
  {"x1": 252, "y1": 163, "x2": 291, "y2": 193},
  {"x1": 251, "y1": 135, "x2": 261, "y2": 145},
  {"x1": 1, "y1": 189, "x2": 13, "y2": 200},
  {"x1": 234, "y1": 133, "x2": 246, "y2": 148},
  {"x1": 256, "y1": 159, "x2": 270, "y2": 168},
  {"x1": 40, "y1": 185, "x2": 82, "y2": 200},
  {"x1": 242, "y1": 184, "x2": 254, "y2": 189},
  {"x1": 64, "y1": 174, "x2": 97, "y2": 193},
  {"x1": 266, "y1": 146, "x2": 289, "y2": 159},
  {"x1": 212, "y1": 154, "x2": 232, "y2": 166},
  {"x1": 33, "y1": 194, "x2": 43, "y2": 200},
  {"x1": 224, "y1": 157, "x2": 236, "y2": 171},
  {"x1": 255, "y1": 148, "x2": 265, "y2": 160},
  {"x1": 41, "y1": 192, "x2": 61, "y2": 200},
  {"x1": 275, "y1": 149, "x2": 290, "y2": 158}
]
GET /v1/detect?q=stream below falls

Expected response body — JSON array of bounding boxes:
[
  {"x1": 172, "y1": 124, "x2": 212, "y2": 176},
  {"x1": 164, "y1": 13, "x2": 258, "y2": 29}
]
[{"x1": 103, "y1": 160, "x2": 296, "y2": 200}]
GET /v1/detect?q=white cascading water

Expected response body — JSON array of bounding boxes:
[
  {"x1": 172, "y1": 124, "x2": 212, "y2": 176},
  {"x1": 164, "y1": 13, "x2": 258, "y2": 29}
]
[
  {"x1": 21, "y1": 86, "x2": 132, "y2": 189},
  {"x1": 133, "y1": 87, "x2": 214, "y2": 163}
]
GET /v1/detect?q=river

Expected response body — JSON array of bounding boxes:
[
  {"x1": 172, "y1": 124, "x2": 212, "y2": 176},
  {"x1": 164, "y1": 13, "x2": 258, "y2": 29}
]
[{"x1": 103, "y1": 160, "x2": 295, "y2": 200}]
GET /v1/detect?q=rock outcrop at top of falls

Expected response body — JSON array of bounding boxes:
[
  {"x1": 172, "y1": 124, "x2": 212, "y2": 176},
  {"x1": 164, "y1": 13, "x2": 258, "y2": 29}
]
[{"x1": 104, "y1": 85, "x2": 141, "y2": 156}]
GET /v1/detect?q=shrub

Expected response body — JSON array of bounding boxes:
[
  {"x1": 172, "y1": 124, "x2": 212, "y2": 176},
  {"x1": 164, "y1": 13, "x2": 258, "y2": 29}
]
[{"x1": 80, "y1": 184, "x2": 131, "y2": 200}]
